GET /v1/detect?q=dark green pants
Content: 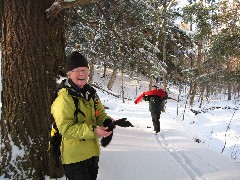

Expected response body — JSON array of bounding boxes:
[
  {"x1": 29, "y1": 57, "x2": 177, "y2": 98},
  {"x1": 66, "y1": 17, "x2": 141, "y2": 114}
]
[{"x1": 151, "y1": 112, "x2": 161, "y2": 132}]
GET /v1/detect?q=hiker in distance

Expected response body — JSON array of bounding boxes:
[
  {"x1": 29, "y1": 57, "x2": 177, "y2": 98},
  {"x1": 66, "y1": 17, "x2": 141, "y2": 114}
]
[
  {"x1": 134, "y1": 85, "x2": 168, "y2": 133},
  {"x1": 51, "y1": 51, "x2": 114, "y2": 180}
]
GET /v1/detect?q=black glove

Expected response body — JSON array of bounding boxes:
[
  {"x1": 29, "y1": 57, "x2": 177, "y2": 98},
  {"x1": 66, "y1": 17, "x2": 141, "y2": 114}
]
[
  {"x1": 103, "y1": 118, "x2": 115, "y2": 131},
  {"x1": 101, "y1": 118, "x2": 114, "y2": 147},
  {"x1": 101, "y1": 118, "x2": 134, "y2": 147},
  {"x1": 114, "y1": 118, "x2": 134, "y2": 127},
  {"x1": 101, "y1": 133, "x2": 113, "y2": 147}
]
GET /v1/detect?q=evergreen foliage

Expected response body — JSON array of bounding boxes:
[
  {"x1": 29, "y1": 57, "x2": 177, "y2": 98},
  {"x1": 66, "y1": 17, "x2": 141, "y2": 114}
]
[{"x1": 64, "y1": 0, "x2": 191, "y2": 80}]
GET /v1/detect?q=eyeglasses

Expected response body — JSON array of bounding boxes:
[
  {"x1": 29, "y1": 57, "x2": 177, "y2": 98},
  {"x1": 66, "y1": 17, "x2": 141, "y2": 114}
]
[{"x1": 71, "y1": 69, "x2": 89, "y2": 74}]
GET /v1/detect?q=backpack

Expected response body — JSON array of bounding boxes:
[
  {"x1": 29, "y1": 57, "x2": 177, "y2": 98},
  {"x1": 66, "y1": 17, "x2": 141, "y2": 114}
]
[
  {"x1": 48, "y1": 84, "x2": 80, "y2": 167},
  {"x1": 48, "y1": 122, "x2": 62, "y2": 167},
  {"x1": 48, "y1": 78, "x2": 98, "y2": 167}
]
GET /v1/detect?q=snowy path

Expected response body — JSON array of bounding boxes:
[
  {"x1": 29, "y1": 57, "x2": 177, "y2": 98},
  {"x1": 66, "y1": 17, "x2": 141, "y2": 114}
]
[{"x1": 98, "y1": 121, "x2": 240, "y2": 180}]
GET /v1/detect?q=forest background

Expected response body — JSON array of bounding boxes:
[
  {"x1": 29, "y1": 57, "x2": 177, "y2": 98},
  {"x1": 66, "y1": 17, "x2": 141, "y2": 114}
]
[{"x1": 0, "y1": 0, "x2": 239, "y2": 179}]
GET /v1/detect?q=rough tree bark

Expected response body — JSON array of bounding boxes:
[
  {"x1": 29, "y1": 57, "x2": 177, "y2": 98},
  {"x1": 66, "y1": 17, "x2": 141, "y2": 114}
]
[{"x1": 0, "y1": 1, "x2": 65, "y2": 179}]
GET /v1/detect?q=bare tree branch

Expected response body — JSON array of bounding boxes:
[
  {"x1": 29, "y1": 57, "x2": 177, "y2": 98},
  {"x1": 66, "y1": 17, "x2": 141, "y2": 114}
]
[
  {"x1": 71, "y1": 8, "x2": 98, "y2": 29},
  {"x1": 46, "y1": 0, "x2": 99, "y2": 23}
]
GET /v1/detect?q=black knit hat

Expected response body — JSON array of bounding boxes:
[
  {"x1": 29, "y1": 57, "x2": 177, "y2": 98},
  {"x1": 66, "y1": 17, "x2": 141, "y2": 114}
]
[{"x1": 66, "y1": 51, "x2": 89, "y2": 72}]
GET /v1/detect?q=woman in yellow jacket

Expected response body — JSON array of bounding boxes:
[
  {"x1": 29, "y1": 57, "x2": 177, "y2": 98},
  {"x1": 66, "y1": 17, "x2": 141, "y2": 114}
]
[{"x1": 51, "y1": 51, "x2": 113, "y2": 180}]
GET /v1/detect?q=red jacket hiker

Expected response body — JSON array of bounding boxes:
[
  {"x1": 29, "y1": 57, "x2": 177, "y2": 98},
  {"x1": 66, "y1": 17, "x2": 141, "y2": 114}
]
[
  {"x1": 134, "y1": 89, "x2": 167, "y2": 104},
  {"x1": 134, "y1": 87, "x2": 168, "y2": 133}
]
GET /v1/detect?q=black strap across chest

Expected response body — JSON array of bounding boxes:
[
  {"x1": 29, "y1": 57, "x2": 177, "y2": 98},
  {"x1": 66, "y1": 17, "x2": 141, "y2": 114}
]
[
  {"x1": 64, "y1": 83, "x2": 98, "y2": 123},
  {"x1": 72, "y1": 96, "x2": 85, "y2": 123}
]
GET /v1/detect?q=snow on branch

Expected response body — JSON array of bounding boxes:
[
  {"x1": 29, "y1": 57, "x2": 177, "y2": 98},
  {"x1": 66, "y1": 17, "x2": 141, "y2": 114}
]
[{"x1": 46, "y1": 0, "x2": 99, "y2": 23}]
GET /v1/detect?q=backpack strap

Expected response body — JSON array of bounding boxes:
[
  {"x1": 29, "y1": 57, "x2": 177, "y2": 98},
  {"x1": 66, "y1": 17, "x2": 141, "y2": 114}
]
[
  {"x1": 67, "y1": 84, "x2": 99, "y2": 120},
  {"x1": 72, "y1": 96, "x2": 85, "y2": 123},
  {"x1": 92, "y1": 93, "x2": 99, "y2": 117}
]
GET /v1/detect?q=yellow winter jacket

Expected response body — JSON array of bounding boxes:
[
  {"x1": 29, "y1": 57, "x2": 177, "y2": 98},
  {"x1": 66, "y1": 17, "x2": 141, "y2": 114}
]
[{"x1": 51, "y1": 87, "x2": 110, "y2": 164}]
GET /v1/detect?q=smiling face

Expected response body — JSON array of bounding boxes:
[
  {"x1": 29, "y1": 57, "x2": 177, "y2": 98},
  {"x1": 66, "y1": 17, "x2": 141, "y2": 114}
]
[{"x1": 68, "y1": 67, "x2": 89, "y2": 88}]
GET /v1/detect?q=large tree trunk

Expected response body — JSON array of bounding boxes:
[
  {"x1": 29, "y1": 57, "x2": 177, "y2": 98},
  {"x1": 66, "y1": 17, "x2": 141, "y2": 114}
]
[
  {"x1": 226, "y1": 60, "x2": 232, "y2": 100},
  {"x1": 88, "y1": 54, "x2": 95, "y2": 85},
  {"x1": 227, "y1": 82, "x2": 232, "y2": 100},
  {"x1": 102, "y1": 63, "x2": 107, "y2": 78},
  {"x1": 162, "y1": 0, "x2": 167, "y2": 91},
  {"x1": 199, "y1": 85, "x2": 205, "y2": 108},
  {"x1": 189, "y1": 81, "x2": 197, "y2": 106},
  {"x1": 107, "y1": 68, "x2": 117, "y2": 90},
  {"x1": 0, "y1": 1, "x2": 65, "y2": 179},
  {"x1": 0, "y1": 0, "x2": 2, "y2": 39},
  {"x1": 190, "y1": 37, "x2": 203, "y2": 106},
  {"x1": 121, "y1": 69, "x2": 125, "y2": 103}
]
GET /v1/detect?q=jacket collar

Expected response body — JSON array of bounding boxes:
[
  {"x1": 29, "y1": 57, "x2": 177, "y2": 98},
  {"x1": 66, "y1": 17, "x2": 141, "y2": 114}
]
[{"x1": 66, "y1": 79, "x2": 96, "y2": 100}]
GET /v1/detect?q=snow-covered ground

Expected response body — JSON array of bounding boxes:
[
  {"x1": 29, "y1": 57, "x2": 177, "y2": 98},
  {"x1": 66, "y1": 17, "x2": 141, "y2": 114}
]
[
  {"x1": 98, "y1": 101, "x2": 240, "y2": 180},
  {"x1": 96, "y1": 68, "x2": 240, "y2": 180},
  {"x1": 1, "y1": 67, "x2": 240, "y2": 180},
  {"x1": 94, "y1": 67, "x2": 240, "y2": 160}
]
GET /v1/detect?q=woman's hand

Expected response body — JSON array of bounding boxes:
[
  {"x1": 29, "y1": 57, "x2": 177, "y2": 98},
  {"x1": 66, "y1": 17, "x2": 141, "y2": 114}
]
[{"x1": 94, "y1": 126, "x2": 112, "y2": 137}]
